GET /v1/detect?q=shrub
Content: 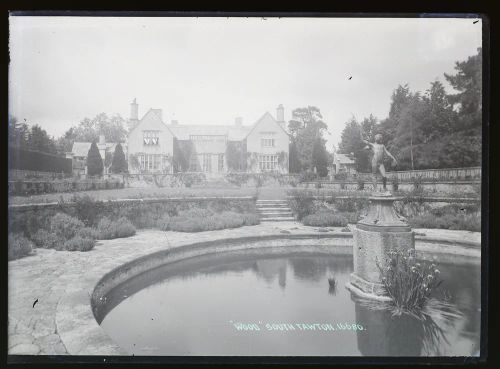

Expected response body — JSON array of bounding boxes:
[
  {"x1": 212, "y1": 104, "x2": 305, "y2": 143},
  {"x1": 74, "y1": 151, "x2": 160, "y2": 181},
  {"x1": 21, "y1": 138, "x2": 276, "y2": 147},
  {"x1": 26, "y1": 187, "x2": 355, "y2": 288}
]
[
  {"x1": 287, "y1": 189, "x2": 317, "y2": 220},
  {"x1": 97, "y1": 217, "x2": 136, "y2": 240},
  {"x1": 302, "y1": 210, "x2": 348, "y2": 227},
  {"x1": 165, "y1": 210, "x2": 259, "y2": 232},
  {"x1": 409, "y1": 212, "x2": 480, "y2": 232},
  {"x1": 392, "y1": 176, "x2": 399, "y2": 192},
  {"x1": 77, "y1": 227, "x2": 99, "y2": 240},
  {"x1": 62, "y1": 236, "x2": 96, "y2": 252},
  {"x1": 299, "y1": 171, "x2": 318, "y2": 183},
  {"x1": 49, "y1": 213, "x2": 84, "y2": 240},
  {"x1": 334, "y1": 172, "x2": 348, "y2": 181},
  {"x1": 31, "y1": 229, "x2": 63, "y2": 249},
  {"x1": 377, "y1": 248, "x2": 442, "y2": 315},
  {"x1": 87, "y1": 141, "x2": 103, "y2": 176},
  {"x1": 334, "y1": 197, "x2": 369, "y2": 212},
  {"x1": 155, "y1": 214, "x2": 171, "y2": 231},
  {"x1": 8, "y1": 234, "x2": 34, "y2": 260},
  {"x1": 357, "y1": 179, "x2": 365, "y2": 191}
]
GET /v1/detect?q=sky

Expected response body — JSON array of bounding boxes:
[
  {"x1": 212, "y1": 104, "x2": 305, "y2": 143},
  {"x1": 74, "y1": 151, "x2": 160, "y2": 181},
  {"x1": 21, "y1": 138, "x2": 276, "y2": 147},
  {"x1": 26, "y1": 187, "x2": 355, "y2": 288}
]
[{"x1": 9, "y1": 16, "x2": 482, "y2": 148}]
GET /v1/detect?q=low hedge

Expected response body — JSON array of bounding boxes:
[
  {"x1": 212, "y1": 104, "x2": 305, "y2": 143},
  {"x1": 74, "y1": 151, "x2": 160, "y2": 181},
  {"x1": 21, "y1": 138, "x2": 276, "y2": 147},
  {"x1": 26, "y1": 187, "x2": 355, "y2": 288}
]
[
  {"x1": 9, "y1": 234, "x2": 34, "y2": 260},
  {"x1": 159, "y1": 209, "x2": 260, "y2": 232},
  {"x1": 302, "y1": 211, "x2": 348, "y2": 227}
]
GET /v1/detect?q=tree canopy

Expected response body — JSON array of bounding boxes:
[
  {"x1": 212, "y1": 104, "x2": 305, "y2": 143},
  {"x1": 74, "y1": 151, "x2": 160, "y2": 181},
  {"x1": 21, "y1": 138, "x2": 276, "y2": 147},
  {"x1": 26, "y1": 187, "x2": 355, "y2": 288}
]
[
  {"x1": 288, "y1": 106, "x2": 328, "y2": 172},
  {"x1": 56, "y1": 113, "x2": 127, "y2": 154},
  {"x1": 338, "y1": 47, "x2": 482, "y2": 171}
]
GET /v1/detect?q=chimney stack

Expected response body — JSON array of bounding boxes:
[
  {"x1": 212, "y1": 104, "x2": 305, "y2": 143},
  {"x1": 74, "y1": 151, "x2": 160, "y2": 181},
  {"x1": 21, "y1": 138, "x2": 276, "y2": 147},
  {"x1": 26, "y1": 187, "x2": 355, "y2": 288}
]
[
  {"x1": 130, "y1": 98, "x2": 138, "y2": 120},
  {"x1": 276, "y1": 104, "x2": 284, "y2": 122},
  {"x1": 235, "y1": 117, "x2": 243, "y2": 127},
  {"x1": 129, "y1": 98, "x2": 139, "y2": 131}
]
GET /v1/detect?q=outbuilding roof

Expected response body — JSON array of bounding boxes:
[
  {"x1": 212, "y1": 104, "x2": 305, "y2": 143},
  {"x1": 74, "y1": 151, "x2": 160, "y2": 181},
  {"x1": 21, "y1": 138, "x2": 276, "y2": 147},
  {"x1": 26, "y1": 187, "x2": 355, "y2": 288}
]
[
  {"x1": 335, "y1": 153, "x2": 356, "y2": 164},
  {"x1": 71, "y1": 142, "x2": 125, "y2": 157}
]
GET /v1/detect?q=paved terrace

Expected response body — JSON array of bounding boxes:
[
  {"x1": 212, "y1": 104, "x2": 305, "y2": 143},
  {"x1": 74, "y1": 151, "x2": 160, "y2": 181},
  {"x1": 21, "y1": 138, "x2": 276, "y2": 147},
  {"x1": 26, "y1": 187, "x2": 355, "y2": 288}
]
[{"x1": 8, "y1": 222, "x2": 481, "y2": 356}]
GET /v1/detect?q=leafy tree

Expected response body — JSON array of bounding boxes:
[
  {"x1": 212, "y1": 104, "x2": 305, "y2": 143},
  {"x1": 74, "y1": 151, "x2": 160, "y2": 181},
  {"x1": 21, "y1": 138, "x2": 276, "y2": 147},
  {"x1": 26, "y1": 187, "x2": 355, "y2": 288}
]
[
  {"x1": 86, "y1": 142, "x2": 103, "y2": 176},
  {"x1": 444, "y1": 47, "x2": 482, "y2": 132},
  {"x1": 27, "y1": 124, "x2": 58, "y2": 154},
  {"x1": 288, "y1": 106, "x2": 328, "y2": 171},
  {"x1": 8, "y1": 115, "x2": 30, "y2": 149},
  {"x1": 289, "y1": 141, "x2": 301, "y2": 173},
  {"x1": 311, "y1": 136, "x2": 329, "y2": 177},
  {"x1": 173, "y1": 139, "x2": 195, "y2": 172},
  {"x1": 226, "y1": 141, "x2": 246, "y2": 171},
  {"x1": 57, "y1": 113, "x2": 127, "y2": 154},
  {"x1": 338, "y1": 116, "x2": 375, "y2": 172},
  {"x1": 110, "y1": 143, "x2": 127, "y2": 173}
]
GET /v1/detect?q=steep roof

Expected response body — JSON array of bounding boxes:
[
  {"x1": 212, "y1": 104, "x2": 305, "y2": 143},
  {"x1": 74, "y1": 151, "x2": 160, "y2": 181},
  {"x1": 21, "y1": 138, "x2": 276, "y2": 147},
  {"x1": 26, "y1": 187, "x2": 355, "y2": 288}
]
[
  {"x1": 128, "y1": 108, "x2": 175, "y2": 137},
  {"x1": 168, "y1": 124, "x2": 251, "y2": 141},
  {"x1": 71, "y1": 142, "x2": 125, "y2": 157},
  {"x1": 244, "y1": 111, "x2": 289, "y2": 139}
]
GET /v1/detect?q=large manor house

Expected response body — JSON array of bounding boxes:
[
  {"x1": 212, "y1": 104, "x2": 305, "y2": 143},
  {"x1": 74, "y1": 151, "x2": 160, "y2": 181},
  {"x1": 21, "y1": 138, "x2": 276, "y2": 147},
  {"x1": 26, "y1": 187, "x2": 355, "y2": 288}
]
[{"x1": 73, "y1": 99, "x2": 291, "y2": 176}]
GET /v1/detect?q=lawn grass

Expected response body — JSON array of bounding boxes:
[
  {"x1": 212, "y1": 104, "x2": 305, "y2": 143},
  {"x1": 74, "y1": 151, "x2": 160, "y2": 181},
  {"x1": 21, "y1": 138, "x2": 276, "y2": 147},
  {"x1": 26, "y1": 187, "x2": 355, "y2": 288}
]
[{"x1": 9, "y1": 186, "x2": 258, "y2": 205}]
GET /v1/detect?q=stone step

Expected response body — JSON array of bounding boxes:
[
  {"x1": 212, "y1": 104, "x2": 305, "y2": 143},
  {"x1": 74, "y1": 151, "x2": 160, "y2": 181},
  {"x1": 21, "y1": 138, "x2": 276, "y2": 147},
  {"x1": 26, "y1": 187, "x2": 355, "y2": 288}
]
[
  {"x1": 259, "y1": 210, "x2": 293, "y2": 215},
  {"x1": 256, "y1": 202, "x2": 290, "y2": 207},
  {"x1": 260, "y1": 217, "x2": 296, "y2": 222},
  {"x1": 257, "y1": 207, "x2": 290, "y2": 211},
  {"x1": 257, "y1": 204, "x2": 289, "y2": 208},
  {"x1": 256, "y1": 200, "x2": 289, "y2": 203},
  {"x1": 260, "y1": 214, "x2": 294, "y2": 219}
]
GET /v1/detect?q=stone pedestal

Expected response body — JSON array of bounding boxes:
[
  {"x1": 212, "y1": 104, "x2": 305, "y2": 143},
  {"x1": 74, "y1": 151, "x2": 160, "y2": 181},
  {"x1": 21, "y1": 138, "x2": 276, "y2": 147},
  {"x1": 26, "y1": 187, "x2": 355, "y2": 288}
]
[{"x1": 346, "y1": 192, "x2": 414, "y2": 299}]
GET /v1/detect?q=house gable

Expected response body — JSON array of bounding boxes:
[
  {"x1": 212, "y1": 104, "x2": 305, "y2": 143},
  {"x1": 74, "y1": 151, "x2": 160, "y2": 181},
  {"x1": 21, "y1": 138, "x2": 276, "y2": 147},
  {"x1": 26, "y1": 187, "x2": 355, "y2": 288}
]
[
  {"x1": 245, "y1": 111, "x2": 289, "y2": 140},
  {"x1": 246, "y1": 112, "x2": 290, "y2": 153},
  {"x1": 127, "y1": 108, "x2": 175, "y2": 159}
]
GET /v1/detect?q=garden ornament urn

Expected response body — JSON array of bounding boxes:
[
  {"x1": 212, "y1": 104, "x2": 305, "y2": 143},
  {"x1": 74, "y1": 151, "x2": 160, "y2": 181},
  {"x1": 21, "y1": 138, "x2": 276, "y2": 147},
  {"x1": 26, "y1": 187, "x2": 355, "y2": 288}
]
[{"x1": 346, "y1": 191, "x2": 415, "y2": 300}]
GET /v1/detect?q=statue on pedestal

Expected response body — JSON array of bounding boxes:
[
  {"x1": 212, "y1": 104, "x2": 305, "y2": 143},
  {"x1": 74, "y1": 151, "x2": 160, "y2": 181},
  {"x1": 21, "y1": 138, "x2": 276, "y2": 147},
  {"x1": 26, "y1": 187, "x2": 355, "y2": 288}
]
[{"x1": 363, "y1": 134, "x2": 397, "y2": 193}]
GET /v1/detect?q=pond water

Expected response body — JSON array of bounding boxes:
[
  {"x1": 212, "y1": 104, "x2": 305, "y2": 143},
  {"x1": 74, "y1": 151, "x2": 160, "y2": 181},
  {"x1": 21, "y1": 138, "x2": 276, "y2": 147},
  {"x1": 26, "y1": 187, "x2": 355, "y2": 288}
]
[{"x1": 98, "y1": 251, "x2": 480, "y2": 356}]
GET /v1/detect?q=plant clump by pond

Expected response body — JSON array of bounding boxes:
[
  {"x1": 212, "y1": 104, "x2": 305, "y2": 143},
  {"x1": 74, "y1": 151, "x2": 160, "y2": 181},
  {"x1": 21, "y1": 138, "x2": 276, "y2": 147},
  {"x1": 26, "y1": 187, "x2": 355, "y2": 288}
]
[{"x1": 377, "y1": 248, "x2": 442, "y2": 317}]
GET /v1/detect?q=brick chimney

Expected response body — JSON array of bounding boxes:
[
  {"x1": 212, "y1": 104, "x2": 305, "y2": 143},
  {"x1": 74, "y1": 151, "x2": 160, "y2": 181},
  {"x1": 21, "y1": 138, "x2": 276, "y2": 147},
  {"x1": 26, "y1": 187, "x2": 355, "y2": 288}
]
[
  {"x1": 129, "y1": 98, "x2": 139, "y2": 131},
  {"x1": 276, "y1": 104, "x2": 284, "y2": 123}
]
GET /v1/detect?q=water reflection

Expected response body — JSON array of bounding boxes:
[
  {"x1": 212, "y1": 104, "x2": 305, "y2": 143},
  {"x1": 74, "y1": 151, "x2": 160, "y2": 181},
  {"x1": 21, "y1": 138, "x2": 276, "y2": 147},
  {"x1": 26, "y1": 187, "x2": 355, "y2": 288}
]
[
  {"x1": 352, "y1": 295, "x2": 462, "y2": 356},
  {"x1": 99, "y1": 251, "x2": 480, "y2": 356}
]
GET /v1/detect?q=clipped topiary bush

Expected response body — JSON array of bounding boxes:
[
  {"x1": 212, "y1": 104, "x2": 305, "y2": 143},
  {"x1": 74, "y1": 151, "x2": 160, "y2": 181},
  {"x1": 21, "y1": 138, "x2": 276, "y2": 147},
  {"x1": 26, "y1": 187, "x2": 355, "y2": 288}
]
[
  {"x1": 302, "y1": 210, "x2": 348, "y2": 227},
  {"x1": 62, "y1": 236, "x2": 96, "y2": 252},
  {"x1": 8, "y1": 233, "x2": 34, "y2": 260},
  {"x1": 97, "y1": 217, "x2": 136, "y2": 240}
]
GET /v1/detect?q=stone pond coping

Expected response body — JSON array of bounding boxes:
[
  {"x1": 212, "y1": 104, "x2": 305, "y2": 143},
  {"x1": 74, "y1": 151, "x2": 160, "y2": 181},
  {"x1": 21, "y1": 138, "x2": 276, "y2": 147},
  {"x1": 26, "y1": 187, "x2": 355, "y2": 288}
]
[{"x1": 8, "y1": 223, "x2": 481, "y2": 358}]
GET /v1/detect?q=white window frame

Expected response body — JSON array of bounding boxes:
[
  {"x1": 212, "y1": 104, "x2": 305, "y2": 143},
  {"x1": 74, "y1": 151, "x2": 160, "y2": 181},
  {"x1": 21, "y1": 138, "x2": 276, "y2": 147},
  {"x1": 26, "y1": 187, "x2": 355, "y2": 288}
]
[
  {"x1": 261, "y1": 138, "x2": 275, "y2": 148},
  {"x1": 259, "y1": 154, "x2": 278, "y2": 171},
  {"x1": 143, "y1": 131, "x2": 160, "y2": 145}
]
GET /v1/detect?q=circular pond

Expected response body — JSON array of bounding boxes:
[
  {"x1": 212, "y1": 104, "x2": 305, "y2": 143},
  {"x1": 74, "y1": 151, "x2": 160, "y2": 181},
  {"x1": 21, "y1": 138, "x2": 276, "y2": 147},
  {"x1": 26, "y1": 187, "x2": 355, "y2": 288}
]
[{"x1": 96, "y1": 250, "x2": 480, "y2": 356}]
